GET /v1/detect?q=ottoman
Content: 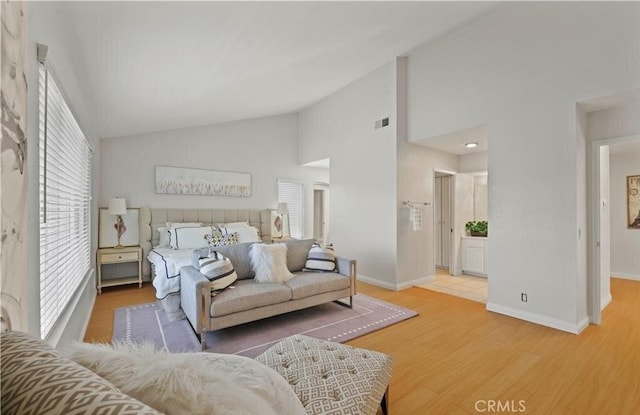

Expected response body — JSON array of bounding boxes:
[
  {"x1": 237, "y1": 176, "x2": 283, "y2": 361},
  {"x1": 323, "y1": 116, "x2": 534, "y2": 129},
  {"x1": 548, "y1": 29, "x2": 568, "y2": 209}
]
[{"x1": 256, "y1": 335, "x2": 392, "y2": 415}]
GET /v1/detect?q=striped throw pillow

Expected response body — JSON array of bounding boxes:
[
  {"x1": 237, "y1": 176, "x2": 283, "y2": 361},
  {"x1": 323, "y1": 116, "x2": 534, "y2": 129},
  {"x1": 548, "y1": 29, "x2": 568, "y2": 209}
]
[
  {"x1": 304, "y1": 243, "x2": 336, "y2": 272},
  {"x1": 199, "y1": 252, "x2": 238, "y2": 292}
]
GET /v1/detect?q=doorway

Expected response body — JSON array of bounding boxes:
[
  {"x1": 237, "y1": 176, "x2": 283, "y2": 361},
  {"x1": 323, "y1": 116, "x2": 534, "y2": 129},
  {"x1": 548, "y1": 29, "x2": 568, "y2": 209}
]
[
  {"x1": 589, "y1": 135, "x2": 640, "y2": 324},
  {"x1": 434, "y1": 172, "x2": 453, "y2": 273},
  {"x1": 313, "y1": 183, "x2": 329, "y2": 245}
]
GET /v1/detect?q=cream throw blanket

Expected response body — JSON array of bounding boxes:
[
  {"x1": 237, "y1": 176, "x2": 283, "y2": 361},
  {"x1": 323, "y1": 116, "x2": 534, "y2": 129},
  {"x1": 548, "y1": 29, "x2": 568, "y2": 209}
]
[{"x1": 65, "y1": 342, "x2": 306, "y2": 415}]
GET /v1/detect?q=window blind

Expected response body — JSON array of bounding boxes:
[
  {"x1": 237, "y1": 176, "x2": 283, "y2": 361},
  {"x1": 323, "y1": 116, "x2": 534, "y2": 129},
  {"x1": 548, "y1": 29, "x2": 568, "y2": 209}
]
[
  {"x1": 39, "y1": 65, "x2": 92, "y2": 340},
  {"x1": 277, "y1": 179, "x2": 304, "y2": 239}
]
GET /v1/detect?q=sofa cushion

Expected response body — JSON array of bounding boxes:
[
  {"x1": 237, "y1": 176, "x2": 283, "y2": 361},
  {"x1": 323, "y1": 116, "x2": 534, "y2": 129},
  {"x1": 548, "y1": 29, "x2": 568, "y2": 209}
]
[
  {"x1": 0, "y1": 331, "x2": 161, "y2": 415},
  {"x1": 282, "y1": 239, "x2": 315, "y2": 272},
  {"x1": 211, "y1": 242, "x2": 257, "y2": 280},
  {"x1": 285, "y1": 272, "x2": 351, "y2": 300},
  {"x1": 210, "y1": 279, "x2": 292, "y2": 317}
]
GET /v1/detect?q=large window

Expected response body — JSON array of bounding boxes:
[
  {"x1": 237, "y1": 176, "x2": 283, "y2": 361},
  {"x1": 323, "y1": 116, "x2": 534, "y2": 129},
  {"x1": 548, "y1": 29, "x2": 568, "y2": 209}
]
[
  {"x1": 277, "y1": 179, "x2": 304, "y2": 239},
  {"x1": 38, "y1": 65, "x2": 92, "y2": 339}
]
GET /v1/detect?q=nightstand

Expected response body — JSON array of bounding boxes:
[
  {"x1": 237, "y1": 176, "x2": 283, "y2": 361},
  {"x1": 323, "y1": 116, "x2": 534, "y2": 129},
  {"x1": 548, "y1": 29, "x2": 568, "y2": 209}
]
[
  {"x1": 271, "y1": 236, "x2": 293, "y2": 242},
  {"x1": 96, "y1": 246, "x2": 142, "y2": 294}
]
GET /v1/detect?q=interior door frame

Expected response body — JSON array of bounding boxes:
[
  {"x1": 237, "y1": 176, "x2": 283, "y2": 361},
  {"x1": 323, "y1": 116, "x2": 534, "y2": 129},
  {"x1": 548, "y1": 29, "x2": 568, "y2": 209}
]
[
  {"x1": 587, "y1": 134, "x2": 640, "y2": 324},
  {"x1": 433, "y1": 169, "x2": 457, "y2": 276},
  {"x1": 312, "y1": 182, "x2": 330, "y2": 245}
]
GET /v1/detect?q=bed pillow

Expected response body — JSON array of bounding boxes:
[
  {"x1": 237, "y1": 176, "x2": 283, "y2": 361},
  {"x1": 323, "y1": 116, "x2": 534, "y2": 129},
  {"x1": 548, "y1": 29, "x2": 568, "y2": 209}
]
[
  {"x1": 304, "y1": 243, "x2": 337, "y2": 272},
  {"x1": 199, "y1": 252, "x2": 238, "y2": 293},
  {"x1": 250, "y1": 243, "x2": 294, "y2": 283},
  {"x1": 220, "y1": 225, "x2": 260, "y2": 243},
  {"x1": 155, "y1": 226, "x2": 171, "y2": 248},
  {"x1": 171, "y1": 226, "x2": 213, "y2": 250}
]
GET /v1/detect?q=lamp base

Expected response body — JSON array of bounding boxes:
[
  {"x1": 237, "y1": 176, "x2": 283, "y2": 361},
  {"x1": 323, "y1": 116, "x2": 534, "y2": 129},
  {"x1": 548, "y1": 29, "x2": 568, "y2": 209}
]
[{"x1": 113, "y1": 244, "x2": 125, "y2": 249}]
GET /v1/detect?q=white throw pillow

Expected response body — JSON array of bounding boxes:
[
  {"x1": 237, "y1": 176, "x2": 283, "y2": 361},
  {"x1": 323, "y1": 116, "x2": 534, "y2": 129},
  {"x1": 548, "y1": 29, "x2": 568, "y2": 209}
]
[
  {"x1": 64, "y1": 342, "x2": 307, "y2": 415},
  {"x1": 250, "y1": 243, "x2": 294, "y2": 283},
  {"x1": 171, "y1": 226, "x2": 212, "y2": 250}
]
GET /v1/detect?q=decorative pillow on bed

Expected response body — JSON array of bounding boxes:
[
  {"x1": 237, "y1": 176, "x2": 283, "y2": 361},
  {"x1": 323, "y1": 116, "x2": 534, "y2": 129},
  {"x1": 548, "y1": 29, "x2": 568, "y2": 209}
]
[
  {"x1": 250, "y1": 243, "x2": 294, "y2": 283},
  {"x1": 205, "y1": 232, "x2": 239, "y2": 247},
  {"x1": 170, "y1": 226, "x2": 213, "y2": 250},
  {"x1": 304, "y1": 243, "x2": 337, "y2": 272},
  {"x1": 199, "y1": 252, "x2": 238, "y2": 292}
]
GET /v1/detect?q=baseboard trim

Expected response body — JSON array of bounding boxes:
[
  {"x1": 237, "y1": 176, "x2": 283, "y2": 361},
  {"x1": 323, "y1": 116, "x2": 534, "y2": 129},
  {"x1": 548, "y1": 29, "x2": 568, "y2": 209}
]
[
  {"x1": 357, "y1": 275, "x2": 398, "y2": 291},
  {"x1": 486, "y1": 302, "x2": 589, "y2": 334},
  {"x1": 601, "y1": 293, "x2": 613, "y2": 310},
  {"x1": 357, "y1": 275, "x2": 434, "y2": 291},
  {"x1": 611, "y1": 272, "x2": 640, "y2": 281}
]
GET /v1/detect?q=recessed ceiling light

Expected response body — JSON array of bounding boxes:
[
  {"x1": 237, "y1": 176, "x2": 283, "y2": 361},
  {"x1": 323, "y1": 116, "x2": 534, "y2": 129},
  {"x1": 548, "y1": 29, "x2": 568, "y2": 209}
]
[{"x1": 465, "y1": 142, "x2": 478, "y2": 148}]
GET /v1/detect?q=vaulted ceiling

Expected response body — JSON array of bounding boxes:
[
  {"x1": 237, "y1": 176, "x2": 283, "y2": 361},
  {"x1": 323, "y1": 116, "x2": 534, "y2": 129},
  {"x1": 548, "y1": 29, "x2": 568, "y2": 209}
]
[{"x1": 53, "y1": 1, "x2": 497, "y2": 139}]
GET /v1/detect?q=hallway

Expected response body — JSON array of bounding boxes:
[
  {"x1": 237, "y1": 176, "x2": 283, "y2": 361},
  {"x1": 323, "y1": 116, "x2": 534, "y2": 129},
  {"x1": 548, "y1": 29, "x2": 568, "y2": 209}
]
[{"x1": 416, "y1": 268, "x2": 488, "y2": 303}]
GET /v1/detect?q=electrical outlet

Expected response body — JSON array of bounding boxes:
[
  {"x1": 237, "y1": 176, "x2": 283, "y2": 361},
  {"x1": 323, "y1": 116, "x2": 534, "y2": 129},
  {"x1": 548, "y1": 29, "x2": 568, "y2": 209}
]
[{"x1": 521, "y1": 293, "x2": 528, "y2": 302}]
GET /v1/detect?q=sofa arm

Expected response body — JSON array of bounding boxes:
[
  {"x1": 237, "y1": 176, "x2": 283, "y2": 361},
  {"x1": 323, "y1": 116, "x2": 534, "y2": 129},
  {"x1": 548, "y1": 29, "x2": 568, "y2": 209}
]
[
  {"x1": 180, "y1": 266, "x2": 210, "y2": 334},
  {"x1": 336, "y1": 257, "x2": 357, "y2": 296}
]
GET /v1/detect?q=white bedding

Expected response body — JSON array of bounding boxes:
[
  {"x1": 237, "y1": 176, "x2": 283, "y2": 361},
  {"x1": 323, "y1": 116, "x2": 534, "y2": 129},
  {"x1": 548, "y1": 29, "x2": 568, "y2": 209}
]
[{"x1": 148, "y1": 248, "x2": 198, "y2": 301}]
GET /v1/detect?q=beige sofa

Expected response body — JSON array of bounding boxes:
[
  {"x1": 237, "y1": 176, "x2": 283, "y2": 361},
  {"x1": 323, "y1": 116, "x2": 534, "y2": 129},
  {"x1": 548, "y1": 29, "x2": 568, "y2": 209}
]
[{"x1": 180, "y1": 238, "x2": 357, "y2": 349}]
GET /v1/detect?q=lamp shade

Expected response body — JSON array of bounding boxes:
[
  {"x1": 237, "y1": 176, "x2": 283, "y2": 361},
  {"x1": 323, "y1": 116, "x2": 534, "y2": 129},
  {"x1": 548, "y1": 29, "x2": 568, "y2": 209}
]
[
  {"x1": 277, "y1": 202, "x2": 288, "y2": 214},
  {"x1": 108, "y1": 198, "x2": 127, "y2": 215}
]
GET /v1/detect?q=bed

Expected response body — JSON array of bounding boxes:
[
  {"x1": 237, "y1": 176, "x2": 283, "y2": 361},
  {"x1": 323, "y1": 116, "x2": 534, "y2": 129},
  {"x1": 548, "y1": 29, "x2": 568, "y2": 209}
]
[{"x1": 139, "y1": 208, "x2": 272, "y2": 317}]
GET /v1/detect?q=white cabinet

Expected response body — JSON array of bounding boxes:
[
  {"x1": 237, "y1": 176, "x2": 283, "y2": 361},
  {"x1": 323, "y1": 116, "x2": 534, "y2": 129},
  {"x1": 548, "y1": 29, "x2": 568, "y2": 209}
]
[{"x1": 461, "y1": 237, "x2": 488, "y2": 277}]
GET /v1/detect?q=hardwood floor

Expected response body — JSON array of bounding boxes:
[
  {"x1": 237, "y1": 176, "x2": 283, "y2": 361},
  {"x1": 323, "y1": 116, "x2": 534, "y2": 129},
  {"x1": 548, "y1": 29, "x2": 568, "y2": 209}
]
[{"x1": 85, "y1": 278, "x2": 640, "y2": 414}]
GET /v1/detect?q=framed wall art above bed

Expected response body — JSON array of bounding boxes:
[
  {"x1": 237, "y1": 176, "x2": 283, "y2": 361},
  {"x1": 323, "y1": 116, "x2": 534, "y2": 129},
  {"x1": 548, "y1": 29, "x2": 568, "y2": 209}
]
[{"x1": 155, "y1": 165, "x2": 251, "y2": 197}]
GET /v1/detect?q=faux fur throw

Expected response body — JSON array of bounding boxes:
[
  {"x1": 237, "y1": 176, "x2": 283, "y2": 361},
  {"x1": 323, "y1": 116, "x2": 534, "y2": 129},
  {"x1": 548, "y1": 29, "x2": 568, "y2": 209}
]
[
  {"x1": 64, "y1": 342, "x2": 306, "y2": 415},
  {"x1": 250, "y1": 243, "x2": 295, "y2": 283}
]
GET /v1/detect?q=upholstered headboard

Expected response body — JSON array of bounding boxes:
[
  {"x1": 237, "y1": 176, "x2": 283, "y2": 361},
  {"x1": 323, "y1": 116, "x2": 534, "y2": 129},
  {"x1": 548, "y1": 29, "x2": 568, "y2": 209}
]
[{"x1": 139, "y1": 207, "x2": 272, "y2": 278}]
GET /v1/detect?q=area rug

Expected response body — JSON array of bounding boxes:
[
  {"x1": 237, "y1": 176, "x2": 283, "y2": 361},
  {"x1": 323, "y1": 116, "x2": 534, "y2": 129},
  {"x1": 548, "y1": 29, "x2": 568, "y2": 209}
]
[{"x1": 113, "y1": 294, "x2": 417, "y2": 358}]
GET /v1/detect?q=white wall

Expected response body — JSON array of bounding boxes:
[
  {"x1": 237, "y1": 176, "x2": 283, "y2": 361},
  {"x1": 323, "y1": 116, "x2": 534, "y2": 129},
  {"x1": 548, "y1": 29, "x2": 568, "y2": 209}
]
[
  {"x1": 610, "y1": 149, "x2": 640, "y2": 279},
  {"x1": 459, "y1": 151, "x2": 488, "y2": 173},
  {"x1": 100, "y1": 113, "x2": 328, "y2": 239},
  {"x1": 299, "y1": 64, "x2": 397, "y2": 286},
  {"x1": 24, "y1": 1, "x2": 101, "y2": 345},
  {"x1": 406, "y1": 2, "x2": 640, "y2": 332}
]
